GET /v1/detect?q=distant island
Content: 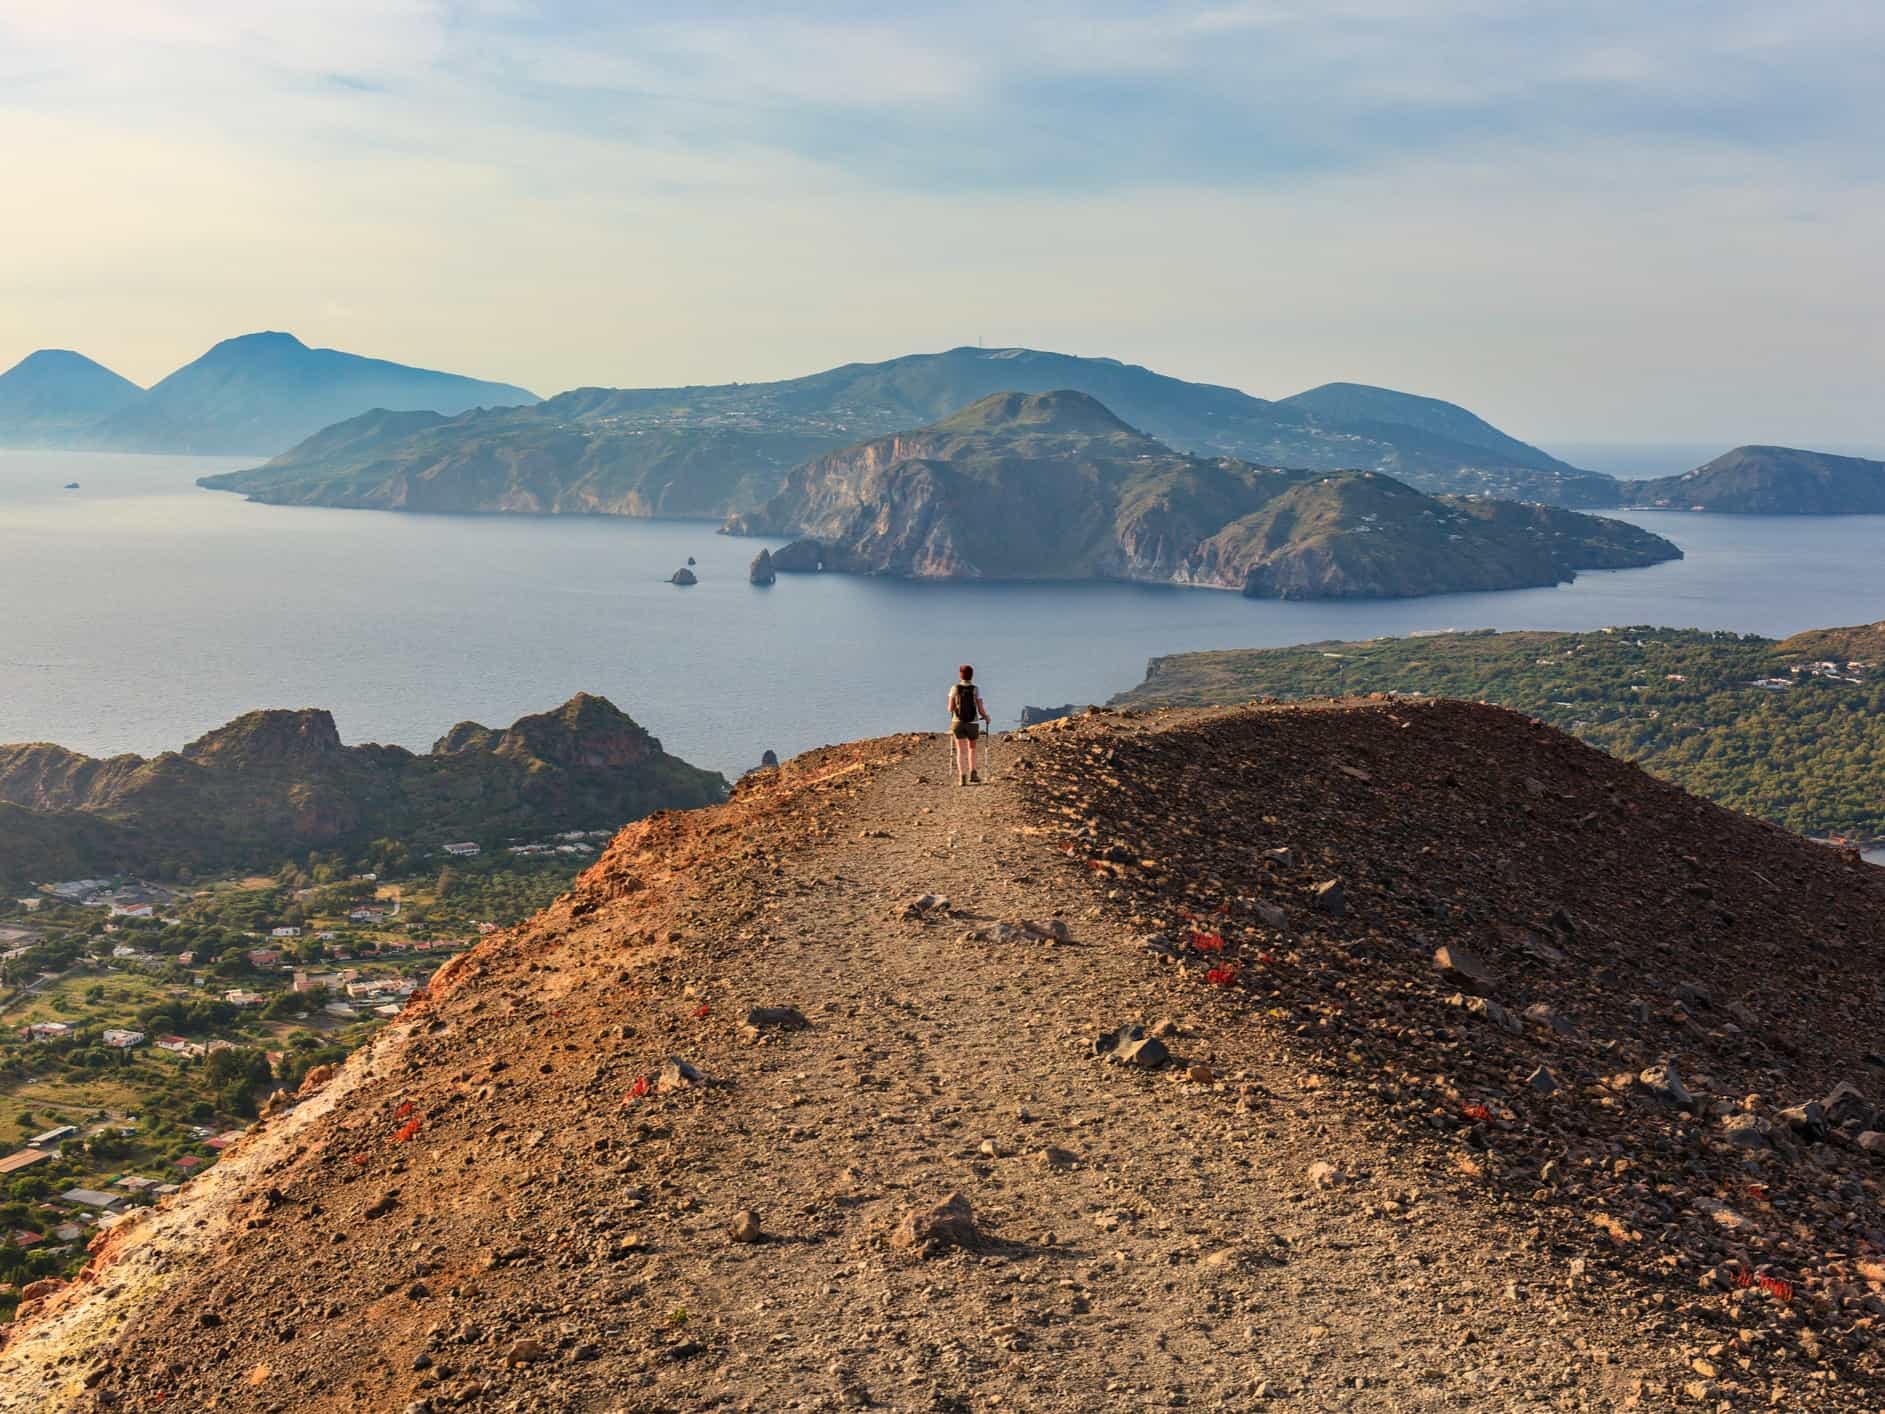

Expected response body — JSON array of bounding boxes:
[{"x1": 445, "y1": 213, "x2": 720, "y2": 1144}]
[
  {"x1": 195, "y1": 343, "x2": 1620, "y2": 512},
  {"x1": 1608, "y1": 445, "x2": 1885, "y2": 514},
  {"x1": 0, "y1": 694, "x2": 725, "y2": 885},
  {"x1": 1109, "y1": 620, "x2": 1885, "y2": 841},
  {"x1": 0, "y1": 333, "x2": 537, "y2": 456},
  {"x1": 720, "y1": 390, "x2": 1678, "y2": 599}
]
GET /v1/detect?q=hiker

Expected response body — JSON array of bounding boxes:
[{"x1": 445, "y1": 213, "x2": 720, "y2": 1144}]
[{"x1": 948, "y1": 664, "x2": 991, "y2": 785}]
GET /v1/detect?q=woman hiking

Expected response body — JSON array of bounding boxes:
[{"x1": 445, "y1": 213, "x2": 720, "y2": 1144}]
[{"x1": 947, "y1": 664, "x2": 991, "y2": 786}]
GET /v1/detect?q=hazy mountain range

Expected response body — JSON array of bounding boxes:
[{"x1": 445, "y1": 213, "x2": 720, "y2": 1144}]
[
  {"x1": 198, "y1": 343, "x2": 1621, "y2": 511},
  {"x1": 10, "y1": 332, "x2": 1874, "y2": 518},
  {"x1": 0, "y1": 332, "x2": 537, "y2": 455},
  {"x1": 721, "y1": 390, "x2": 1678, "y2": 598}
]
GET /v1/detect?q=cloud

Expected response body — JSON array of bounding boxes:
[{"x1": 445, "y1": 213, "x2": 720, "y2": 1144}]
[{"x1": 0, "y1": 2, "x2": 1880, "y2": 440}]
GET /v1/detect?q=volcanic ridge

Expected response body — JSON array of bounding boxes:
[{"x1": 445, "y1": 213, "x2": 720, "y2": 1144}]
[{"x1": 5, "y1": 701, "x2": 1885, "y2": 1411}]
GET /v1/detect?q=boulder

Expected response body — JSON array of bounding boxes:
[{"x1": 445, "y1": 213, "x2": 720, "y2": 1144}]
[
  {"x1": 1019, "y1": 704, "x2": 1086, "y2": 727},
  {"x1": 1018, "y1": 918, "x2": 1072, "y2": 943},
  {"x1": 1434, "y1": 945, "x2": 1494, "y2": 992},
  {"x1": 656, "y1": 1056, "x2": 705, "y2": 1093},
  {"x1": 1523, "y1": 1002, "x2": 1578, "y2": 1038},
  {"x1": 1719, "y1": 1113, "x2": 1770, "y2": 1150},
  {"x1": 729, "y1": 1209, "x2": 764, "y2": 1243},
  {"x1": 891, "y1": 1193, "x2": 979, "y2": 1255},
  {"x1": 1820, "y1": 1081, "x2": 1876, "y2": 1131},
  {"x1": 749, "y1": 549, "x2": 777, "y2": 585},
  {"x1": 1635, "y1": 1060, "x2": 1695, "y2": 1111},
  {"x1": 1094, "y1": 1023, "x2": 1169, "y2": 1069},
  {"x1": 1780, "y1": 1100, "x2": 1830, "y2": 1141},
  {"x1": 1450, "y1": 993, "x2": 1521, "y2": 1034},
  {"x1": 1670, "y1": 981, "x2": 1713, "y2": 1012},
  {"x1": 1858, "y1": 1131, "x2": 1885, "y2": 1154},
  {"x1": 760, "y1": 749, "x2": 779, "y2": 768},
  {"x1": 1311, "y1": 879, "x2": 1345, "y2": 916},
  {"x1": 771, "y1": 538, "x2": 825, "y2": 573},
  {"x1": 743, "y1": 1006, "x2": 809, "y2": 1031},
  {"x1": 669, "y1": 567, "x2": 697, "y2": 586}
]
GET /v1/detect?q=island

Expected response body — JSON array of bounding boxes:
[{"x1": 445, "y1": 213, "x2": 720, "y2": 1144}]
[
  {"x1": 193, "y1": 344, "x2": 1622, "y2": 514},
  {"x1": 720, "y1": 390, "x2": 1679, "y2": 599},
  {"x1": 1611, "y1": 445, "x2": 1885, "y2": 514}
]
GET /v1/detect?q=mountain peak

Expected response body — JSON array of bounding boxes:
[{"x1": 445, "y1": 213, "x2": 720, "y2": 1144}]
[
  {"x1": 179, "y1": 708, "x2": 343, "y2": 766},
  {"x1": 0, "y1": 348, "x2": 145, "y2": 433},
  {"x1": 931, "y1": 388, "x2": 1140, "y2": 437},
  {"x1": 196, "y1": 331, "x2": 312, "y2": 362},
  {"x1": 5, "y1": 348, "x2": 118, "y2": 375}
]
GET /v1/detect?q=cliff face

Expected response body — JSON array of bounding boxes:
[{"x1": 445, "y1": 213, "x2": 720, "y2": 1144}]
[
  {"x1": 0, "y1": 695, "x2": 727, "y2": 882},
  {"x1": 1616, "y1": 445, "x2": 1885, "y2": 514},
  {"x1": 726, "y1": 392, "x2": 1679, "y2": 598}
]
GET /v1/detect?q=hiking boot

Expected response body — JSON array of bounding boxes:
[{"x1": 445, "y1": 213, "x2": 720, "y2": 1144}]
[
  {"x1": 969, "y1": 770, "x2": 980, "y2": 784},
  {"x1": 958, "y1": 773, "x2": 968, "y2": 786}
]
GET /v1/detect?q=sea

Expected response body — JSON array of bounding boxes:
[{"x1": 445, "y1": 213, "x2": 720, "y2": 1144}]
[{"x1": 3, "y1": 449, "x2": 1884, "y2": 786}]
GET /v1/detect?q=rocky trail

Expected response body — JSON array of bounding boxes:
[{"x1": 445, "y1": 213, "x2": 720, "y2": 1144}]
[{"x1": 5, "y1": 701, "x2": 1885, "y2": 1411}]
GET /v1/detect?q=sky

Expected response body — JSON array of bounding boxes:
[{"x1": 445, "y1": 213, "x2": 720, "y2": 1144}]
[{"x1": 1, "y1": 1, "x2": 1882, "y2": 445}]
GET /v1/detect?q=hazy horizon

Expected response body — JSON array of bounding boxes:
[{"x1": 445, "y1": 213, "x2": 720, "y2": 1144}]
[{"x1": 4, "y1": 3, "x2": 1882, "y2": 445}]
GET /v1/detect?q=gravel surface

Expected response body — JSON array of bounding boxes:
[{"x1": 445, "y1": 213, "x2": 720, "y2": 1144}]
[{"x1": 5, "y1": 700, "x2": 1883, "y2": 1411}]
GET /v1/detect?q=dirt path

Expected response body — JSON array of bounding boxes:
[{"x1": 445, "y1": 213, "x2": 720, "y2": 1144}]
[
  {"x1": 576, "y1": 734, "x2": 1656, "y2": 1411},
  {"x1": 3, "y1": 724, "x2": 1690, "y2": 1411}
]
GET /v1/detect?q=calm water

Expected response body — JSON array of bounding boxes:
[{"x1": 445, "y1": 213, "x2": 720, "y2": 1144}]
[{"x1": 2, "y1": 449, "x2": 1883, "y2": 778}]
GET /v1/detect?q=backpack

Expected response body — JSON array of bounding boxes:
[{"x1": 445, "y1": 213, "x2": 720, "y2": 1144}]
[{"x1": 951, "y1": 682, "x2": 977, "y2": 721}]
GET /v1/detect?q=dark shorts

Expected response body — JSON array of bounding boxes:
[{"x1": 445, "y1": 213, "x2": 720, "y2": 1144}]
[{"x1": 951, "y1": 719, "x2": 981, "y2": 741}]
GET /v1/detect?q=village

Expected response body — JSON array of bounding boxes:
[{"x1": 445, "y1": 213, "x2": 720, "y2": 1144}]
[{"x1": 0, "y1": 828, "x2": 606, "y2": 1315}]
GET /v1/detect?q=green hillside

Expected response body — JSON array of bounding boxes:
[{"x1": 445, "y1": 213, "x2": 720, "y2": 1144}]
[{"x1": 1112, "y1": 625, "x2": 1885, "y2": 839}]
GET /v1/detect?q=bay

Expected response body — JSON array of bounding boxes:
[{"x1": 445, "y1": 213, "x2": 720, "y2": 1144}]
[{"x1": 2, "y1": 448, "x2": 1883, "y2": 779}]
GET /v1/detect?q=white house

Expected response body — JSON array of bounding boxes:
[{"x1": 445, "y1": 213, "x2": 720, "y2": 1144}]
[
  {"x1": 442, "y1": 841, "x2": 481, "y2": 857},
  {"x1": 101, "y1": 1029, "x2": 145, "y2": 1048},
  {"x1": 223, "y1": 989, "x2": 266, "y2": 1007},
  {"x1": 271, "y1": 926, "x2": 301, "y2": 939}
]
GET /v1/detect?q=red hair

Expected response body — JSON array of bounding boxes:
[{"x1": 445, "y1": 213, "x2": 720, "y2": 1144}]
[{"x1": 958, "y1": 665, "x2": 974, "y2": 681}]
